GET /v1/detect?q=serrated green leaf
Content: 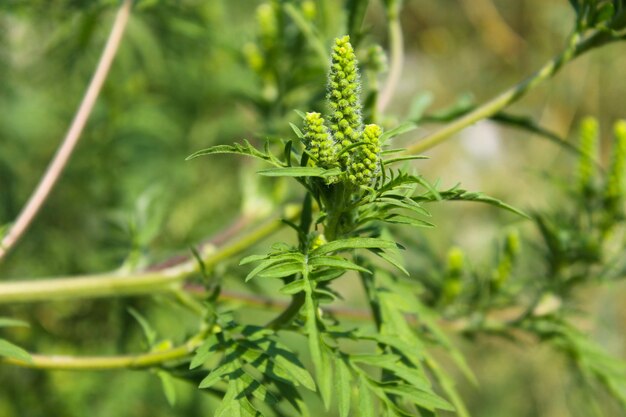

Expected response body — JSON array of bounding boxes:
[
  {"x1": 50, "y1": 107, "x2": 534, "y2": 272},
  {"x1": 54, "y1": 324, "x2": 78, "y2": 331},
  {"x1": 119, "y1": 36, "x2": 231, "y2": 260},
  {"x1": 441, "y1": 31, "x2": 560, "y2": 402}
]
[
  {"x1": 258, "y1": 262, "x2": 303, "y2": 279},
  {"x1": 239, "y1": 369, "x2": 279, "y2": 404},
  {"x1": 279, "y1": 280, "x2": 306, "y2": 295},
  {"x1": 157, "y1": 370, "x2": 177, "y2": 406},
  {"x1": 190, "y1": 335, "x2": 218, "y2": 370},
  {"x1": 290, "y1": 123, "x2": 304, "y2": 139},
  {"x1": 199, "y1": 362, "x2": 235, "y2": 389},
  {"x1": 319, "y1": 344, "x2": 334, "y2": 409},
  {"x1": 311, "y1": 237, "x2": 398, "y2": 255},
  {"x1": 305, "y1": 290, "x2": 332, "y2": 407},
  {"x1": 239, "y1": 254, "x2": 269, "y2": 265},
  {"x1": 308, "y1": 256, "x2": 372, "y2": 274},
  {"x1": 215, "y1": 380, "x2": 239, "y2": 417},
  {"x1": 245, "y1": 259, "x2": 291, "y2": 282},
  {"x1": 383, "y1": 155, "x2": 429, "y2": 165},
  {"x1": 245, "y1": 339, "x2": 316, "y2": 392},
  {"x1": 186, "y1": 140, "x2": 276, "y2": 166},
  {"x1": 380, "y1": 122, "x2": 418, "y2": 144},
  {"x1": 372, "y1": 249, "x2": 409, "y2": 276},
  {"x1": 385, "y1": 214, "x2": 435, "y2": 228},
  {"x1": 0, "y1": 339, "x2": 32, "y2": 363},
  {"x1": 0, "y1": 318, "x2": 29, "y2": 328},
  {"x1": 421, "y1": 187, "x2": 529, "y2": 218},
  {"x1": 381, "y1": 384, "x2": 455, "y2": 411},
  {"x1": 378, "y1": 195, "x2": 430, "y2": 216},
  {"x1": 311, "y1": 268, "x2": 345, "y2": 282},
  {"x1": 257, "y1": 166, "x2": 341, "y2": 178},
  {"x1": 336, "y1": 357, "x2": 352, "y2": 417},
  {"x1": 351, "y1": 354, "x2": 402, "y2": 366},
  {"x1": 359, "y1": 375, "x2": 375, "y2": 417},
  {"x1": 425, "y1": 354, "x2": 471, "y2": 417}
]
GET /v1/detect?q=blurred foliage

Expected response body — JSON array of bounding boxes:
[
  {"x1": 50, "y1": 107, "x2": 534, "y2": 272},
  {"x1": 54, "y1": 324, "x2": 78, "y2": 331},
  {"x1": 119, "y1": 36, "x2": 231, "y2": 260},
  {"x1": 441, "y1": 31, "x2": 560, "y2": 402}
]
[{"x1": 1, "y1": 0, "x2": 626, "y2": 416}]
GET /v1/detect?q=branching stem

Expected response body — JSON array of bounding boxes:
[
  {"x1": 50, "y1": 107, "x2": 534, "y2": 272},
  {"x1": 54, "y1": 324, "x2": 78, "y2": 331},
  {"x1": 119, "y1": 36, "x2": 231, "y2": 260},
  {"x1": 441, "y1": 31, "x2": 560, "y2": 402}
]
[
  {"x1": 0, "y1": 0, "x2": 132, "y2": 262},
  {"x1": 404, "y1": 29, "x2": 613, "y2": 155},
  {"x1": 0, "y1": 212, "x2": 293, "y2": 304},
  {"x1": 2, "y1": 333, "x2": 205, "y2": 371}
]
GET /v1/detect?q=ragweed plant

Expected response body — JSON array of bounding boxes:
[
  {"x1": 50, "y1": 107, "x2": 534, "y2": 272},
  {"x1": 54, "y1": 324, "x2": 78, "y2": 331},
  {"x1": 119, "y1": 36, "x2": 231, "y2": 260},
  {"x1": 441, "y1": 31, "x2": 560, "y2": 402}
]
[
  {"x1": 186, "y1": 35, "x2": 527, "y2": 417},
  {"x1": 3, "y1": 1, "x2": 626, "y2": 417}
]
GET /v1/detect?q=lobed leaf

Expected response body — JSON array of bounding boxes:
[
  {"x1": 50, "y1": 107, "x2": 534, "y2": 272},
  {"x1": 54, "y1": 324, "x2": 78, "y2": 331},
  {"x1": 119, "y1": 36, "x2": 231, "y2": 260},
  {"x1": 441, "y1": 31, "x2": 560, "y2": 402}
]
[
  {"x1": 308, "y1": 256, "x2": 372, "y2": 274},
  {"x1": 311, "y1": 237, "x2": 398, "y2": 255},
  {"x1": 186, "y1": 140, "x2": 277, "y2": 166}
]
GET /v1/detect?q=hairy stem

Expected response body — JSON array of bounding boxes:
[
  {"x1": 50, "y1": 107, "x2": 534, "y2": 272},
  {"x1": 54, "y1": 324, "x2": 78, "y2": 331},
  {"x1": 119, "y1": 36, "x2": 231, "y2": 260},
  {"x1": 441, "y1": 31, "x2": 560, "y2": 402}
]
[
  {"x1": 404, "y1": 29, "x2": 610, "y2": 155},
  {"x1": 0, "y1": 210, "x2": 296, "y2": 304},
  {"x1": 0, "y1": 0, "x2": 132, "y2": 262}
]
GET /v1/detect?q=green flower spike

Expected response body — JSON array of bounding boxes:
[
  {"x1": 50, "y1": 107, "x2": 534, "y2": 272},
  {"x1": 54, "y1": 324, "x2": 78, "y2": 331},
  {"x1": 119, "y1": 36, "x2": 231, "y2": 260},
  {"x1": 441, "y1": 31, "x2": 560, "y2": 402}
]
[
  {"x1": 577, "y1": 116, "x2": 599, "y2": 193},
  {"x1": 328, "y1": 36, "x2": 362, "y2": 153},
  {"x1": 348, "y1": 123, "x2": 382, "y2": 186},
  {"x1": 303, "y1": 112, "x2": 338, "y2": 169},
  {"x1": 605, "y1": 120, "x2": 626, "y2": 208}
]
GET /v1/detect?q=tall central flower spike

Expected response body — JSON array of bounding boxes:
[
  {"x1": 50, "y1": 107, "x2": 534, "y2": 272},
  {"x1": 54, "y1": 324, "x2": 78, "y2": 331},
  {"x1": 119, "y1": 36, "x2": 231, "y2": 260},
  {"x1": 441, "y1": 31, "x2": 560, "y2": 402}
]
[
  {"x1": 328, "y1": 36, "x2": 362, "y2": 155},
  {"x1": 300, "y1": 35, "x2": 383, "y2": 187}
]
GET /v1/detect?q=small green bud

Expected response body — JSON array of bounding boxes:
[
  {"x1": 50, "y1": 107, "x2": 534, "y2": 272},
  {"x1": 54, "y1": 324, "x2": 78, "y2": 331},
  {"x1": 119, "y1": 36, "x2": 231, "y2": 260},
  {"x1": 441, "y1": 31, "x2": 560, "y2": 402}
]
[
  {"x1": 257, "y1": 2, "x2": 278, "y2": 47},
  {"x1": 310, "y1": 232, "x2": 327, "y2": 250},
  {"x1": 577, "y1": 116, "x2": 599, "y2": 193},
  {"x1": 492, "y1": 232, "x2": 519, "y2": 290},
  {"x1": 605, "y1": 120, "x2": 626, "y2": 210},
  {"x1": 301, "y1": 0, "x2": 316, "y2": 20},
  {"x1": 505, "y1": 230, "x2": 520, "y2": 258},
  {"x1": 442, "y1": 246, "x2": 464, "y2": 303},
  {"x1": 242, "y1": 42, "x2": 264, "y2": 73},
  {"x1": 367, "y1": 44, "x2": 388, "y2": 73},
  {"x1": 447, "y1": 247, "x2": 464, "y2": 274}
]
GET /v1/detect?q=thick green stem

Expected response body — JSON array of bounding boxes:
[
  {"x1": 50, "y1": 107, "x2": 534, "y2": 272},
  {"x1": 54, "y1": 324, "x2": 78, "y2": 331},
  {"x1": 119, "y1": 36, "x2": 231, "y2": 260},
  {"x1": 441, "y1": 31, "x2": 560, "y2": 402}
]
[
  {"x1": 0, "y1": 209, "x2": 298, "y2": 304},
  {"x1": 1, "y1": 333, "x2": 205, "y2": 371},
  {"x1": 404, "y1": 30, "x2": 609, "y2": 155}
]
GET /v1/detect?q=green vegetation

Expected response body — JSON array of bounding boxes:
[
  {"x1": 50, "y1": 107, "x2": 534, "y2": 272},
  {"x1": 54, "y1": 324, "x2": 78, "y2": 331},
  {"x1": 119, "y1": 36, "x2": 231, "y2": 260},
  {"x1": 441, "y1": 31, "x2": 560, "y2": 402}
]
[{"x1": 2, "y1": 1, "x2": 626, "y2": 416}]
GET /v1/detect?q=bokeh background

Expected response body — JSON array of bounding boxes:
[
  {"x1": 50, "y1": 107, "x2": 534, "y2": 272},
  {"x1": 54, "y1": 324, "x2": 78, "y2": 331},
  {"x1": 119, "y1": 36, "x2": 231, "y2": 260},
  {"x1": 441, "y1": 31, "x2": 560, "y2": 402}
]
[{"x1": 1, "y1": 1, "x2": 625, "y2": 416}]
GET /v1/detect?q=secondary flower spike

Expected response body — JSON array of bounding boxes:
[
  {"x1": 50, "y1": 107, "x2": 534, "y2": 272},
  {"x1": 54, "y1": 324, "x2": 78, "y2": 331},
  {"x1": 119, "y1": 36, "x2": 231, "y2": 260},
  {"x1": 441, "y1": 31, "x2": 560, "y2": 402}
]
[
  {"x1": 348, "y1": 123, "x2": 382, "y2": 186},
  {"x1": 303, "y1": 112, "x2": 337, "y2": 169},
  {"x1": 328, "y1": 36, "x2": 362, "y2": 153}
]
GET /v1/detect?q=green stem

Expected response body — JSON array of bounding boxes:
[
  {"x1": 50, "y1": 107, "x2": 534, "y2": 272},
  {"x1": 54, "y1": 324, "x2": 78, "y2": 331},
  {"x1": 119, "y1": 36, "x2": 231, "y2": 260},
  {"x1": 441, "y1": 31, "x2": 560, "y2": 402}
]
[
  {"x1": 266, "y1": 292, "x2": 306, "y2": 330},
  {"x1": 0, "y1": 209, "x2": 298, "y2": 304},
  {"x1": 1, "y1": 333, "x2": 205, "y2": 371},
  {"x1": 404, "y1": 30, "x2": 610, "y2": 155}
]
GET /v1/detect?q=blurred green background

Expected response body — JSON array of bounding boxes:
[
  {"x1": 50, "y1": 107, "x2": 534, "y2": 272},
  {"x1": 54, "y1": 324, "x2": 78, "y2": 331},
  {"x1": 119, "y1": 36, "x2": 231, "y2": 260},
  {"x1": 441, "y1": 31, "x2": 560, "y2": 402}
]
[{"x1": 1, "y1": 1, "x2": 625, "y2": 416}]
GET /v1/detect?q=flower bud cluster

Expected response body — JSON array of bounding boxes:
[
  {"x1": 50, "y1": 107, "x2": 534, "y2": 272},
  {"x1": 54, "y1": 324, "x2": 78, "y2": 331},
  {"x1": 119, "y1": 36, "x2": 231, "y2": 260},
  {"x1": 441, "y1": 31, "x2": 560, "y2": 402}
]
[
  {"x1": 348, "y1": 124, "x2": 382, "y2": 186},
  {"x1": 300, "y1": 36, "x2": 383, "y2": 187},
  {"x1": 303, "y1": 112, "x2": 337, "y2": 169}
]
